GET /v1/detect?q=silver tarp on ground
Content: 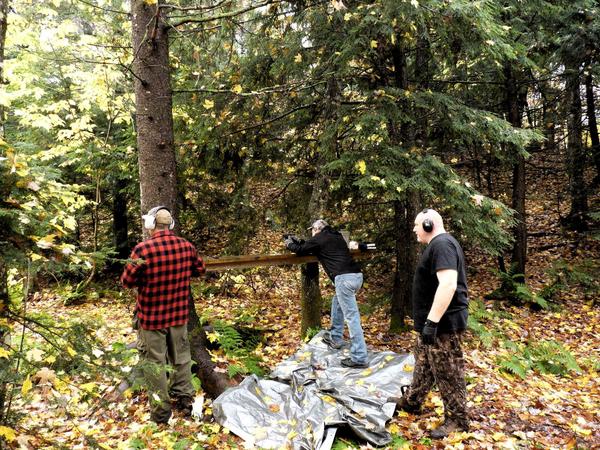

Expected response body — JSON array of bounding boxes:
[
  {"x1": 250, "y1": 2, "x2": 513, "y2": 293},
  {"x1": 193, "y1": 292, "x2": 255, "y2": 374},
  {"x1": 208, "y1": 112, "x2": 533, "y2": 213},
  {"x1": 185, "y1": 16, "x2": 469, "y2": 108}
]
[{"x1": 213, "y1": 331, "x2": 415, "y2": 449}]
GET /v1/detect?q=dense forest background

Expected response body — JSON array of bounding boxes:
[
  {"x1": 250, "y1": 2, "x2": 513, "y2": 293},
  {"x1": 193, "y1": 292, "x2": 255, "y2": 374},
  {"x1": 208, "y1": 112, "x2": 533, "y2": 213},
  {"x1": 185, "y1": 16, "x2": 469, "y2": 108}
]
[{"x1": 0, "y1": 0, "x2": 598, "y2": 448}]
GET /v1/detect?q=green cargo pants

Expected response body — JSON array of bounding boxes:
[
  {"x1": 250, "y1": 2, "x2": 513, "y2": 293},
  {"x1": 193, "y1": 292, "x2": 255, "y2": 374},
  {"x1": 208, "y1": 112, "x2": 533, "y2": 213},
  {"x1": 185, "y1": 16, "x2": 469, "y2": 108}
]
[{"x1": 138, "y1": 324, "x2": 194, "y2": 423}]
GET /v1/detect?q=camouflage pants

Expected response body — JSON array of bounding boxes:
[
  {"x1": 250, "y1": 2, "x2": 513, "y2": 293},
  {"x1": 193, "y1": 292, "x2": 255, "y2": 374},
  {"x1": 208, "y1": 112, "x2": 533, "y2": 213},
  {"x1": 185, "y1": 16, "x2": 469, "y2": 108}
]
[{"x1": 403, "y1": 331, "x2": 468, "y2": 427}]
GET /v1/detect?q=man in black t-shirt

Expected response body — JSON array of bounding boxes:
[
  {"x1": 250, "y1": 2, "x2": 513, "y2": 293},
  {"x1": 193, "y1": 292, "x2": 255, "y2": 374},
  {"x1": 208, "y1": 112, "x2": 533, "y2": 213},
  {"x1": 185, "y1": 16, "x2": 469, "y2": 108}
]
[{"x1": 389, "y1": 209, "x2": 469, "y2": 439}]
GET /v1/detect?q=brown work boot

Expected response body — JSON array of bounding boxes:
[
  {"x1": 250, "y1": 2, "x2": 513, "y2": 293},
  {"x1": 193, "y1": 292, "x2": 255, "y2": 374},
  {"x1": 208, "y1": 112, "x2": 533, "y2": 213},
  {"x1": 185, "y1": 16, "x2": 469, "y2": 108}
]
[
  {"x1": 430, "y1": 419, "x2": 469, "y2": 439},
  {"x1": 172, "y1": 396, "x2": 193, "y2": 417},
  {"x1": 387, "y1": 395, "x2": 421, "y2": 414}
]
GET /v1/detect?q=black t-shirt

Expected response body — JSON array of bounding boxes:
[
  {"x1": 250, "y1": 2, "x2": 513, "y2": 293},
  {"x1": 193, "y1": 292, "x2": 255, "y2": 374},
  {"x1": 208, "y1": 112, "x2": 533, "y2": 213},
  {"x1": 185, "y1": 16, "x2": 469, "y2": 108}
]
[
  {"x1": 287, "y1": 227, "x2": 361, "y2": 281},
  {"x1": 412, "y1": 233, "x2": 469, "y2": 334}
]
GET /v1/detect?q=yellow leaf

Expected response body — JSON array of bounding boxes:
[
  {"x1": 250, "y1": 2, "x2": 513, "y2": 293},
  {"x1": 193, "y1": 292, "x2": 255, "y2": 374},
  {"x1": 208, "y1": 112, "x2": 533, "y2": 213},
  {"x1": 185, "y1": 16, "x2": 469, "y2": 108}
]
[
  {"x1": 0, "y1": 426, "x2": 16, "y2": 442},
  {"x1": 570, "y1": 423, "x2": 592, "y2": 436},
  {"x1": 232, "y1": 84, "x2": 242, "y2": 94},
  {"x1": 294, "y1": 53, "x2": 302, "y2": 63},
  {"x1": 27, "y1": 348, "x2": 44, "y2": 362},
  {"x1": 0, "y1": 348, "x2": 10, "y2": 359},
  {"x1": 63, "y1": 216, "x2": 77, "y2": 231},
  {"x1": 370, "y1": 40, "x2": 378, "y2": 49},
  {"x1": 403, "y1": 364, "x2": 414, "y2": 372},
  {"x1": 144, "y1": 0, "x2": 157, "y2": 4},
  {"x1": 492, "y1": 432, "x2": 506, "y2": 441},
  {"x1": 203, "y1": 99, "x2": 214, "y2": 110},
  {"x1": 355, "y1": 160, "x2": 367, "y2": 174},
  {"x1": 388, "y1": 423, "x2": 400, "y2": 434},
  {"x1": 287, "y1": 430, "x2": 298, "y2": 440},
  {"x1": 80, "y1": 382, "x2": 97, "y2": 393},
  {"x1": 67, "y1": 346, "x2": 77, "y2": 357},
  {"x1": 22, "y1": 375, "x2": 33, "y2": 396},
  {"x1": 206, "y1": 331, "x2": 220, "y2": 343}
]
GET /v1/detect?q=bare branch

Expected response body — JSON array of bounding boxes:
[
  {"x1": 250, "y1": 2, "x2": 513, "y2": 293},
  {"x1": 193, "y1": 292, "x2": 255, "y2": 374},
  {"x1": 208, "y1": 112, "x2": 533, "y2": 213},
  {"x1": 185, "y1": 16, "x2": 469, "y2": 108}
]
[
  {"x1": 169, "y1": 0, "x2": 278, "y2": 28},
  {"x1": 225, "y1": 103, "x2": 314, "y2": 136},
  {"x1": 73, "y1": 0, "x2": 130, "y2": 15}
]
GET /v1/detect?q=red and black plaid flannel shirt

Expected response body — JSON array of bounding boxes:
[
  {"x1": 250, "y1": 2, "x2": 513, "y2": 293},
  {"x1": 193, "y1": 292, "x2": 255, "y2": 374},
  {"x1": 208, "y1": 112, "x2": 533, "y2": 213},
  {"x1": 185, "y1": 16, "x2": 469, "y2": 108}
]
[{"x1": 121, "y1": 230, "x2": 205, "y2": 330}]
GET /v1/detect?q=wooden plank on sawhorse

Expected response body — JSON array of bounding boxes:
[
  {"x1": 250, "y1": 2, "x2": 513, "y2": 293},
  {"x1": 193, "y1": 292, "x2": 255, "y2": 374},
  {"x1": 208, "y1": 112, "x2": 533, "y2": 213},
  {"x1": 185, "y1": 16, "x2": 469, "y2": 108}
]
[{"x1": 204, "y1": 250, "x2": 373, "y2": 271}]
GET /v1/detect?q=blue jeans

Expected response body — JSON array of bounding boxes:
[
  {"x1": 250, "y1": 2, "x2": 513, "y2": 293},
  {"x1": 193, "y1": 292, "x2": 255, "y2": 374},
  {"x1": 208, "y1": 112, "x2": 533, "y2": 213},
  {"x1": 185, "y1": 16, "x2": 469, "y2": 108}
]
[{"x1": 329, "y1": 273, "x2": 367, "y2": 364}]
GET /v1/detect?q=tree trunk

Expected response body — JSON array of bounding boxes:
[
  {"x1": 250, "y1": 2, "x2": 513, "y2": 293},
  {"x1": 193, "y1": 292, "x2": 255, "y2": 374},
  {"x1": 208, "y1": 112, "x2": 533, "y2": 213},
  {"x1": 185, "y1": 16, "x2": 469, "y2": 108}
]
[
  {"x1": 186, "y1": 295, "x2": 230, "y2": 398},
  {"x1": 131, "y1": 0, "x2": 177, "y2": 229},
  {"x1": 390, "y1": 198, "x2": 418, "y2": 332},
  {"x1": 0, "y1": 0, "x2": 9, "y2": 424},
  {"x1": 504, "y1": 64, "x2": 527, "y2": 280},
  {"x1": 564, "y1": 62, "x2": 588, "y2": 230},
  {"x1": 298, "y1": 76, "x2": 340, "y2": 336},
  {"x1": 585, "y1": 70, "x2": 600, "y2": 184},
  {"x1": 540, "y1": 80, "x2": 557, "y2": 154},
  {"x1": 131, "y1": 0, "x2": 228, "y2": 396},
  {"x1": 112, "y1": 177, "x2": 129, "y2": 263},
  {"x1": 300, "y1": 262, "x2": 321, "y2": 337},
  {"x1": 0, "y1": 0, "x2": 6, "y2": 138},
  {"x1": 388, "y1": 39, "x2": 419, "y2": 331}
]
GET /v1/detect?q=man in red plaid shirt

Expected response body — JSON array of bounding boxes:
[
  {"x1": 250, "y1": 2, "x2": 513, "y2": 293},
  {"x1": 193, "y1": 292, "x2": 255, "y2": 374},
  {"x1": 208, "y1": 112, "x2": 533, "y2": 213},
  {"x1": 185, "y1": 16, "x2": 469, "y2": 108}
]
[{"x1": 121, "y1": 206, "x2": 205, "y2": 424}]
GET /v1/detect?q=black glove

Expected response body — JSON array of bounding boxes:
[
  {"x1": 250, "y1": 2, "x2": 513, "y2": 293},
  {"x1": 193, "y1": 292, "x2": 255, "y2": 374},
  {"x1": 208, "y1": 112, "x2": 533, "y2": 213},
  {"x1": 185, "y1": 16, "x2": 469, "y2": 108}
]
[
  {"x1": 421, "y1": 319, "x2": 438, "y2": 345},
  {"x1": 284, "y1": 236, "x2": 295, "y2": 248}
]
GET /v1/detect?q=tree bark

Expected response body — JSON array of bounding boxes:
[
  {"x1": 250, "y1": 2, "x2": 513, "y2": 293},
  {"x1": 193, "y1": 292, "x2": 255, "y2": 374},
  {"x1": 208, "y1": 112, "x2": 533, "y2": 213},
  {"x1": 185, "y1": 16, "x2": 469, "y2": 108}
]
[
  {"x1": 390, "y1": 198, "x2": 418, "y2": 332},
  {"x1": 0, "y1": 0, "x2": 9, "y2": 424},
  {"x1": 539, "y1": 80, "x2": 557, "y2": 154},
  {"x1": 131, "y1": 0, "x2": 228, "y2": 396},
  {"x1": 298, "y1": 76, "x2": 340, "y2": 336},
  {"x1": 504, "y1": 64, "x2": 527, "y2": 280},
  {"x1": 186, "y1": 295, "x2": 230, "y2": 398},
  {"x1": 112, "y1": 177, "x2": 129, "y2": 263},
  {"x1": 388, "y1": 39, "x2": 419, "y2": 332},
  {"x1": 300, "y1": 262, "x2": 321, "y2": 337},
  {"x1": 564, "y1": 62, "x2": 588, "y2": 230},
  {"x1": 585, "y1": 70, "x2": 600, "y2": 184},
  {"x1": 131, "y1": 0, "x2": 178, "y2": 230},
  {"x1": 0, "y1": 0, "x2": 7, "y2": 137}
]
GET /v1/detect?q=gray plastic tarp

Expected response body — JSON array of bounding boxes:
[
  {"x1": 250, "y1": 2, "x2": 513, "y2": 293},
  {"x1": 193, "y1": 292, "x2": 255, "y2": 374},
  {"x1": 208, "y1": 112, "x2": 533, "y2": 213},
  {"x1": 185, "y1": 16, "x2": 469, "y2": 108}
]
[{"x1": 213, "y1": 331, "x2": 414, "y2": 449}]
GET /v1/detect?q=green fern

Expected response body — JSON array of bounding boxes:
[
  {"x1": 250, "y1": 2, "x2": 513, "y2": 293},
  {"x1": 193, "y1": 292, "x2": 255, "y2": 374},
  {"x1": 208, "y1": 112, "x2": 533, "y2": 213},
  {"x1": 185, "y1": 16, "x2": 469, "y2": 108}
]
[
  {"x1": 212, "y1": 320, "x2": 265, "y2": 377},
  {"x1": 498, "y1": 356, "x2": 528, "y2": 379},
  {"x1": 497, "y1": 340, "x2": 580, "y2": 378},
  {"x1": 213, "y1": 320, "x2": 243, "y2": 352}
]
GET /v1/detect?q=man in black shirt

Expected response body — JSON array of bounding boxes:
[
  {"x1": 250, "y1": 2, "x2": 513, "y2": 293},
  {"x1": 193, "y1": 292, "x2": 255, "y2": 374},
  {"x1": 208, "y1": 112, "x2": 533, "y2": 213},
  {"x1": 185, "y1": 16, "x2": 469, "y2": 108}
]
[
  {"x1": 285, "y1": 219, "x2": 368, "y2": 368},
  {"x1": 389, "y1": 209, "x2": 469, "y2": 438}
]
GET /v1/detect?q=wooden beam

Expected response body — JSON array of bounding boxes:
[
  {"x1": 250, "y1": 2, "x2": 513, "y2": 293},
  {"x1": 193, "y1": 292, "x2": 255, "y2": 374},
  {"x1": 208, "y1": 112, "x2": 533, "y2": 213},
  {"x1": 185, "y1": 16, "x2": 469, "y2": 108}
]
[{"x1": 204, "y1": 250, "x2": 373, "y2": 271}]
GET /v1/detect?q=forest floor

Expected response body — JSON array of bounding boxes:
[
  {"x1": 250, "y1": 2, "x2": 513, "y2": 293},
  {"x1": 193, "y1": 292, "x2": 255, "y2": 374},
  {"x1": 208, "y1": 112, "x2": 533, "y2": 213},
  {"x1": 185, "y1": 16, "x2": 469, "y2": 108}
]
[{"x1": 9, "y1": 171, "x2": 600, "y2": 449}]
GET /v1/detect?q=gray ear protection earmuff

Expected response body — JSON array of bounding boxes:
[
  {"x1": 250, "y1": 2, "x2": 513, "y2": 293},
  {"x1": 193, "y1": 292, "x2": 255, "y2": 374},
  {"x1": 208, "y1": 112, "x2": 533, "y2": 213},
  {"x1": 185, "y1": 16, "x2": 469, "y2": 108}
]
[
  {"x1": 421, "y1": 208, "x2": 434, "y2": 232},
  {"x1": 142, "y1": 205, "x2": 175, "y2": 230}
]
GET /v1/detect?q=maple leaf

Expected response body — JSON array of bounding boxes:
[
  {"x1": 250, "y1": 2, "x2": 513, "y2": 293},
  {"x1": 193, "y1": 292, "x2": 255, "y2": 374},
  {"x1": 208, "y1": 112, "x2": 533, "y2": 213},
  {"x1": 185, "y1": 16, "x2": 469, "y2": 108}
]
[
  {"x1": 0, "y1": 426, "x2": 16, "y2": 442},
  {"x1": 21, "y1": 375, "x2": 33, "y2": 396}
]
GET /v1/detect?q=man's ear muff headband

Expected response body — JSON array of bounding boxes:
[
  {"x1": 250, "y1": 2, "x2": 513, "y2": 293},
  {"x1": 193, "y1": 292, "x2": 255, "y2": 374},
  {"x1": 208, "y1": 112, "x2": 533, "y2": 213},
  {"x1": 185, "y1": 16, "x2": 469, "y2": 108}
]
[
  {"x1": 421, "y1": 208, "x2": 434, "y2": 232},
  {"x1": 142, "y1": 205, "x2": 175, "y2": 230}
]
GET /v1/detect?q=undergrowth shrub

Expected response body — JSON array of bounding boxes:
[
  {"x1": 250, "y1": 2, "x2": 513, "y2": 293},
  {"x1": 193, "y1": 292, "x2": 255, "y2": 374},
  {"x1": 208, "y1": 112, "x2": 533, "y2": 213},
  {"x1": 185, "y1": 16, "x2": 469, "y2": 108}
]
[
  {"x1": 540, "y1": 259, "x2": 600, "y2": 302},
  {"x1": 497, "y1": 340, "x2": 580, "y2": 379},
  {"x1": 467, "y1": 299, "x2": 509, "y2": 347},
  {"x1": 211, "y1": 320, "x2": 265, "y2": 378}
]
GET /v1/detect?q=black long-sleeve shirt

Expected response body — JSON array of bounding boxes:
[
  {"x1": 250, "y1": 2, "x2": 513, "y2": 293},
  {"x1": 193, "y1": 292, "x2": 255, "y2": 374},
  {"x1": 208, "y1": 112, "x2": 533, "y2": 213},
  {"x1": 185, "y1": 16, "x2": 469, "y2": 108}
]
[{"x1": 287, "y1": 227, "x2": 361, "y2": 281}]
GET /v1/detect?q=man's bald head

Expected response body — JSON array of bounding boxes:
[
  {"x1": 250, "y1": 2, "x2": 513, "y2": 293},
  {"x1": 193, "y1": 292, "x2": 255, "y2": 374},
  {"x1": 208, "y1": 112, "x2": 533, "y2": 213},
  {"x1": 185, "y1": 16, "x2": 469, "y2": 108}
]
[{"x1": 413, "y1": 209, "x2": 446, "y2": 244}]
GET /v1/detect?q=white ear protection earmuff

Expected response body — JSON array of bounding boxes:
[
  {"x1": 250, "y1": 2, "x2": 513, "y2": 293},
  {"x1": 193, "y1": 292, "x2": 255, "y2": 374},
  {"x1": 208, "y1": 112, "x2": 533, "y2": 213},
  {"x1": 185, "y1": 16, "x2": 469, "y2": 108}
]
[{"x1": 142, "y1": 205, "x2": 175, "y2": 230}]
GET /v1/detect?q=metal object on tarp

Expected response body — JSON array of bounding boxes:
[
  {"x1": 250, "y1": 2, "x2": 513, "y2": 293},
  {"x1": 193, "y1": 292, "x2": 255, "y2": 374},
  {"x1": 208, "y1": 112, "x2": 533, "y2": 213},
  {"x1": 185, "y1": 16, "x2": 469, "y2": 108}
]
[{"x1": 213, "y1": 331, "x2": 415, "y2": 449}]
